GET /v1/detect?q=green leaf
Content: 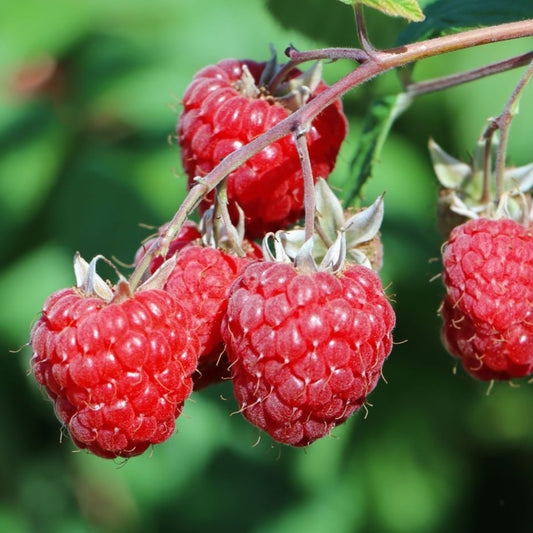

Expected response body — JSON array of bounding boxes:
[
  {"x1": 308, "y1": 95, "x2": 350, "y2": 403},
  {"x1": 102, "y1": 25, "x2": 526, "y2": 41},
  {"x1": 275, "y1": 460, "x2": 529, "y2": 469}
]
[
  {"x1": 345, "y1": 93, "x2": 413, "y2": 204},
  {"x1": 399, "y1": 0, "x2": 533, "y2": 43},
  {"x1": 338, "y1": 0, "x2": 425, "y2": 22}
]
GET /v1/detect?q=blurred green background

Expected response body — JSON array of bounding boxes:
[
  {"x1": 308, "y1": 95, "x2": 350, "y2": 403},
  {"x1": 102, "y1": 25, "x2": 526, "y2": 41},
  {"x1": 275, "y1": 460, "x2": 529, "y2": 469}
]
[{"x1": 1, "y1": 1, "x2": 533, "y2": 532}]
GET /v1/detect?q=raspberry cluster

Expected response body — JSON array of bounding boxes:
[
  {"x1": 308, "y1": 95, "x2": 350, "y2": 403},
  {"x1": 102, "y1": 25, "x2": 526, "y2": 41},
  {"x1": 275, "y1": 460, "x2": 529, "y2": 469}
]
[
  {"x1": 32, "y1": 49, "x2": 533, "y2": 463},
  {"x1": 29, "y1": 55, "x2": 395, "y2": 459},
  {"x1": 30, "y1": 52, "x2": 533, "y2": 461}
]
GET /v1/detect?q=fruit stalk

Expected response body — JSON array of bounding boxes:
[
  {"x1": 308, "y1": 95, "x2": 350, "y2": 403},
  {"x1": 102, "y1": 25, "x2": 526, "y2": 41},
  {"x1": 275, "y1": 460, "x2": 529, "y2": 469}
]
[
  {"x1": 293, "y1": 130, "x2": 316, "y2": 241},
  {"x1": 268, "y1": 47, "x2": 369, "y2": 93},
  {"x1": 353, "y1": 2, "x2": 374, "y2": 55},
  {"x1": 129, "y1": 181, "x2": 209, "y2": 290},
  {"x1": 492, "y1": 60, "x2": 533, "y2": 202},
  {"x1": 130, "y1": 18, "x2": 533, "y2": 287},
  {"x1": 481, "y1": 131, "x2": 492, "y2": 205},
  {"x1": 406, "y1": 50, "x2": 533, "y2": 97}
]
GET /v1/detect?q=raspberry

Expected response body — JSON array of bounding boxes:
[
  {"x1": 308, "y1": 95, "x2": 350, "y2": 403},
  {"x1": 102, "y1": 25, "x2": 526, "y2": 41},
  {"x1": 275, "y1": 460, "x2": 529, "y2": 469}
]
[
  {"x1": 164, "y1": 245, "x2": 261, "y2": 390},
  {"x1": 30, "y1": 281, "x2": 199, "y2": 458},
  {"x1": 221, "y1": 260, "x2": 395, "y2": 446},
  {"x1": 441, "y1": 217, "x2": 533, "y2": 380},
  {"x1": 177, "y1": 58, "x2": 347, "y2": 238}
]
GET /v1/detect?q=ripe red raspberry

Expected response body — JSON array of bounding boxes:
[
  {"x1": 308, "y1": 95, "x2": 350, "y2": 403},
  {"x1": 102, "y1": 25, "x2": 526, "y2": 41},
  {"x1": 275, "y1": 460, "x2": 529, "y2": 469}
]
[
  {"x1": 30, "y1": 284, "x2": 199, "y2": 458},
  {"x1": 221, "y1": 261, "x2": 395, "y2": 446},
  {"x1": 164, "y1": 244, "x2": 261, "y2": 390},
  {"x1": 441, "y1": 217, "x2": 533, "y2": 380},
  {"x1": 177, "y1": 58, "x2": 348, "y2": 238}
]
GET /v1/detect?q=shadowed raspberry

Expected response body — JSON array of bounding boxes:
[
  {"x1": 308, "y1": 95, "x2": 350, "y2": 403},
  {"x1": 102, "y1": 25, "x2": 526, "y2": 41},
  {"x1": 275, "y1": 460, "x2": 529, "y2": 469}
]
[
  {"x1": 441, "y1": 217, "x2": 533, "y2": 380},
  {"x1": 222, "y1": 261, "x2": 395, "y2": 446},
  {"x1": 30, "y1": 288, "x2": 199, "y2": 458},
  {"x1": 164, "y1": 245, "x2": 261, "y2": 390},
  {"x1": 177, "y1": 58, "x2": 347, "y2": 238}
]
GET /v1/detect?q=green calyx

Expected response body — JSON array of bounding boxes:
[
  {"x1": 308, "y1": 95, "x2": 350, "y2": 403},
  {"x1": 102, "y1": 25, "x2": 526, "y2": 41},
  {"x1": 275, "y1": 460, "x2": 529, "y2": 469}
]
[
  {"x1": 262, "y1": 178, "x2": 384, "y2": 274},
  {"x1": 430, "y1": 133, "x2": 533, "y2": 236}
]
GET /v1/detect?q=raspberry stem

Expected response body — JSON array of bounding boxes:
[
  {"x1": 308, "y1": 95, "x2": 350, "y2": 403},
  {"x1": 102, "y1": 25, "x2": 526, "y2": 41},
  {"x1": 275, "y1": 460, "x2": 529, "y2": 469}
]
[
  {"x1": 480, "y1": 132, "x2": 492, "y2": 205},
  {"x1": 479, "y1": 59, "x2": 533, "y2": 204},
  {"x1": 286, "y1": 45, "x2": 370, "y2": 64},
  {"x1": 493, "y1": 60, "x2": 533, "y2": 203},
  {"x1": 293, "y1": 129, "x2": 315, "y2": 241},
  {"x1": 406, "y1": 51, "x2": 533, "y2": 97},
  {"x1": 353, "y1": 3, "x2": 375, "y2": 57},
  {"x1": 129, "y1": 180, "x2": 210, "y2": 290},
  {"x1": 130, "y1": 18, "x2": 533, "y2": 287},
  {"x1": 268, "y1": 47, "x2": 369, "y2": 94}
]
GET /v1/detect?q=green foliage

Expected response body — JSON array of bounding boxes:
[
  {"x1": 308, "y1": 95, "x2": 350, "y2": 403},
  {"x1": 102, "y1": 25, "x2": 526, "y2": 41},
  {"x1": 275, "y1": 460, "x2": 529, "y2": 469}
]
[
  {"x1": 2, "y1": 1, "x2": 533, "y2": 533},
  {"x1": 399, "y1": 0, "x2": 533, "y2": 43},
  {"x1": 266, "y1": 0, "x2": 410, "y2": 49},
  {"x1": 338, "y1": 0, "x2": 425, "y2": 22},
  {"x1": 266, "y1": 0, "x2": 359, "y2": 47},
  {"x1": 344, "y1": 93, "x2": 413, "y2": 204}
]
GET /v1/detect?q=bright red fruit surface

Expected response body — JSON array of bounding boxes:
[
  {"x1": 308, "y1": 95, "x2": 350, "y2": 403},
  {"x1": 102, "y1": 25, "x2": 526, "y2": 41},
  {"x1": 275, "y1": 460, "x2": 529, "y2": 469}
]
[
  {"x1": 164, "y1": 245, "x2": 261, "y2": 390},
  {"x1": 30, "y1": 288, "x2": 199, "y2": 458},
  {"x1": 441, "y1": 217, "x2": 533, "y2": 380},
  {"x1": 222, "y1": 261, "x2": 395, "y2": 446},
  {"x1": 177, "y1": 58, "x2": 348, "y2": 238}
]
